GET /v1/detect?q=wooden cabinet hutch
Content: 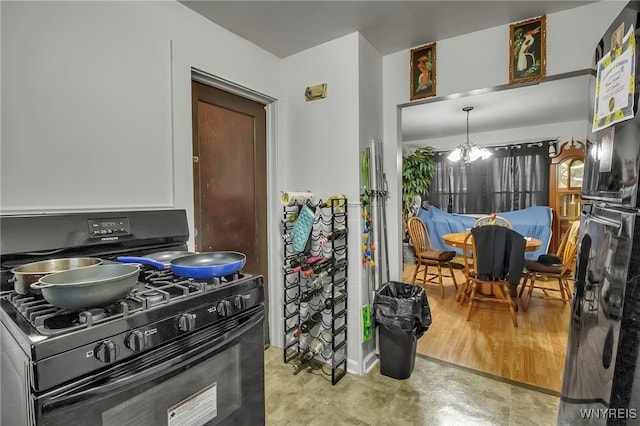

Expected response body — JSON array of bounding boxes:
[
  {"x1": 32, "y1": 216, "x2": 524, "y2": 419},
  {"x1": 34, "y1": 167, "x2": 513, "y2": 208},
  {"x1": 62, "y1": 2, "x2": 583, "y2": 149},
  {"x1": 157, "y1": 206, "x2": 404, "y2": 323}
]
[{"x1": 548, "y1": 139, "x2": 585, "y2": 253}]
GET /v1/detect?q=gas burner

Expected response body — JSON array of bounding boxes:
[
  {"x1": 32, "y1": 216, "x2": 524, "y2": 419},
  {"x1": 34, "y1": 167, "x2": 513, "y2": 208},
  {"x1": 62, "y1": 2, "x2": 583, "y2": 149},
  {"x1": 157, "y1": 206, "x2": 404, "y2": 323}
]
[
  {"x1": 43, "y1": 312, "x2": 79, "y2": 330},
  {"x1": 139, "y1": 289, "x2": 169, "y2": 308},
  {"x1": 79, "y1": 308, "x2": 106, "y2": 324}
]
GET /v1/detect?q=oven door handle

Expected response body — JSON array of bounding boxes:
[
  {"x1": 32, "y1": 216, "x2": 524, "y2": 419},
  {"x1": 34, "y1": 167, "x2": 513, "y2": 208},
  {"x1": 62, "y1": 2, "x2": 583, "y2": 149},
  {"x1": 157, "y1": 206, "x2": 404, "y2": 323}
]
[{"x1": 40, "y1": 307, "x2": 264, "y2": 414}]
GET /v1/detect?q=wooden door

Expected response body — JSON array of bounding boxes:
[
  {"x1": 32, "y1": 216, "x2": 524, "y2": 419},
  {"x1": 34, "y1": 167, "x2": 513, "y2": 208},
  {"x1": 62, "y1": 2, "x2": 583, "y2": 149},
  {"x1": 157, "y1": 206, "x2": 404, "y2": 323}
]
[{"x1": 191, "y1": 81, "x2": 267, "y2": 281}]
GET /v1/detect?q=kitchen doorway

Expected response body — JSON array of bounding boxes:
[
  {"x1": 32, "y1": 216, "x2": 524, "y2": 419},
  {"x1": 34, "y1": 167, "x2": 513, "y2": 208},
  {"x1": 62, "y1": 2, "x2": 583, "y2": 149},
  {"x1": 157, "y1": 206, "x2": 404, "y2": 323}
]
[
  {"x1": 191, "y1": 81, "x2": 267, "y2": 271},
  {"x1": 191, "y1": 81, "x2": 269, "y2": 340}
]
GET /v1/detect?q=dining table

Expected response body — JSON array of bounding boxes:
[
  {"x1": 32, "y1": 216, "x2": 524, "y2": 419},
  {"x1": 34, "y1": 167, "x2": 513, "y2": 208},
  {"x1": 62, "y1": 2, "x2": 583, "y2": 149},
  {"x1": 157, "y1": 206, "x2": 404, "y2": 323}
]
[{"x1": 442, "y1": 232, "x2": 543, "y2": 252}]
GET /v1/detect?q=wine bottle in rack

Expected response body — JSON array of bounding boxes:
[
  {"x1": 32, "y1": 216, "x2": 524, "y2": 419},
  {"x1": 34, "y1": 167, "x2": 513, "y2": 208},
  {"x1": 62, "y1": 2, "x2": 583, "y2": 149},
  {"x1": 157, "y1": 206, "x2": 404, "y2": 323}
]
[
  {"x1": 318, "y1": 195, "x2": 346, "y2": 210},
  {"x1": 292, "y1": 255, "x2": 323, "y2": 268},
  {"x1": 284, "y1": 253, "x2": 306, "y2": 269},
  {"x1": 328, "y1": 258, "x2": 348, "y2": 275},
  {"x1": 293, "y1": 311, "x2": 323, "y2": 338},
  {"x1": 304, "y1": 258, "x2": 347, "y2": 277},
  {"x1": 301, "y1": 331, "x2": 331, "y2": 361},
  {"x1": 291, "y1": 331, "x2": 333, "y2": 373},
  {"x1": 319, "y1": 226, "x2": 347, "y2": 245},
  {"x1": 298, "y1": 272, "x2": 331, "y2": 303},
  {"x1": 288, "y1": 255, "x2": 324, "y2": 273},
  {"x1": 302, "y1": 257, "x2": 332, "y2": 277},
  {"x1": 280, "y1": 212, "x2": 299, "y2": 224},
  {"x1": 323, "y1": 291, "x2": 344, "y2": 310}
]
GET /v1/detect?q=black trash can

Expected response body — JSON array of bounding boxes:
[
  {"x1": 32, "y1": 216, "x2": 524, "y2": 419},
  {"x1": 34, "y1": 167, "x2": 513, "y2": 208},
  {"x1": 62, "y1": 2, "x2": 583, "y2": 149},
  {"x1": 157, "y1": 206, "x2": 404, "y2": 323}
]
[{"x1": 373, "y1": 281, "x2": 432, "y2": 379}]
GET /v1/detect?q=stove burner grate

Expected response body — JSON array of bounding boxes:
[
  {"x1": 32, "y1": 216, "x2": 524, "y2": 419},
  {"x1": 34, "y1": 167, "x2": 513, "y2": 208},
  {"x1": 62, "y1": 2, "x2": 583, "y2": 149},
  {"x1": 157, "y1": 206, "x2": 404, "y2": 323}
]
[
  {"x1": 78, "y1": 308, "x2": 107, "y2": 324},
  {"x1": 35, "y1": 298, "x2": 145, "y2": 335},
  {"x1": 2, "y1": 268, "x2": 250, "y2": 337},
  {"x1": 141, "y1": 268, "x2": 244, "y2": 290}
]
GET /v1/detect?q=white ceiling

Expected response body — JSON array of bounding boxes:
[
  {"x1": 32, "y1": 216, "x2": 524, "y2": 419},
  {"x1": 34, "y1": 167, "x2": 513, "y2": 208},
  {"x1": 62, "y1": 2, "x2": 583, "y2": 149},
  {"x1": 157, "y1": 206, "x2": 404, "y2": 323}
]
[
  {"x1": 179, "y1": 1, "x2": 594, "y2": 58},
  {"x1": 179, "y1": 1, "x2": 596, "y2": 145}
]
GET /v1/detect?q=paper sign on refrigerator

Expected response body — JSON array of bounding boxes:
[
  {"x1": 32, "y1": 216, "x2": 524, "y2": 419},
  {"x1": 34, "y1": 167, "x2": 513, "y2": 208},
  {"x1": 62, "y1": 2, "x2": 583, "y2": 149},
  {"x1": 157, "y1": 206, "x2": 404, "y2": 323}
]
[{"x1": 592, "y1": 25, "x2": 636, "y2": 132}]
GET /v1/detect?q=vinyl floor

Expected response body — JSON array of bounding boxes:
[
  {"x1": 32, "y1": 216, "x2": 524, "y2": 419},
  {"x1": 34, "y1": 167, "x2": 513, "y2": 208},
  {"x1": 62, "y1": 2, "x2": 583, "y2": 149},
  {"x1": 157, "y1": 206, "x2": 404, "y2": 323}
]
[{"x1": 264, "y1": 346, "x2": 561, "y2": 425}]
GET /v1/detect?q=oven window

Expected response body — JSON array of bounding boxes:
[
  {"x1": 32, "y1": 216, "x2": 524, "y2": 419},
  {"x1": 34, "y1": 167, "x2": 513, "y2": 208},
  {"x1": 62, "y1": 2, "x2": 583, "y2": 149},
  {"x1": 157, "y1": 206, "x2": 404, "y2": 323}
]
[{"x1": 102, "y1": 345, "x2": 241, "y2": 426}]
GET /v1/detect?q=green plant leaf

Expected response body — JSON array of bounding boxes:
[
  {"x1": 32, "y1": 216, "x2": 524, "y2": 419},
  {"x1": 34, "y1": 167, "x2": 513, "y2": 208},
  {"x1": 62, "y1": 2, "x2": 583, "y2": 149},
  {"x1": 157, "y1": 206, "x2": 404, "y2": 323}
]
[{"x1": 402, "y1": 146, "x2": 435, "y2": 237}]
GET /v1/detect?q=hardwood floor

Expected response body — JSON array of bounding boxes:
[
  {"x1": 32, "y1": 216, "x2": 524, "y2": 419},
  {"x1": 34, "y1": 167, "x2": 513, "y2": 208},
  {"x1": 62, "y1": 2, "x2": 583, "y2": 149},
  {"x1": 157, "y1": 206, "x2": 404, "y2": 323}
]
[{"x1": 403, "y1": 261, "x2": 570, "y2": 393}]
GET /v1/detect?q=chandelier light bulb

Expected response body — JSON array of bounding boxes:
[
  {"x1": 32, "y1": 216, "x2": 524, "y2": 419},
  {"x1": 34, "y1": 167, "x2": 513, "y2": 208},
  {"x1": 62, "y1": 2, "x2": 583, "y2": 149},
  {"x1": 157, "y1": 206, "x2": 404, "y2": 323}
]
[{"x1": 447, "y1": 106, "x2": 493, "y2": 164}]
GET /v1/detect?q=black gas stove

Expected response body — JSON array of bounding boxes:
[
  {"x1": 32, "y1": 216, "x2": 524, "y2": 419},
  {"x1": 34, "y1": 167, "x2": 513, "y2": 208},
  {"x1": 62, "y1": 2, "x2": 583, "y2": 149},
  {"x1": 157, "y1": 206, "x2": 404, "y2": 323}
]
[
  {"x1": 0, "y1": 210, "x2": 265, "y2": 425},
  {"x1": 5, "y1": 267, "x2": 251, "y2": 338},
  {"x1": 1, "y1": 266, "x2": 263, "y2": 392}
]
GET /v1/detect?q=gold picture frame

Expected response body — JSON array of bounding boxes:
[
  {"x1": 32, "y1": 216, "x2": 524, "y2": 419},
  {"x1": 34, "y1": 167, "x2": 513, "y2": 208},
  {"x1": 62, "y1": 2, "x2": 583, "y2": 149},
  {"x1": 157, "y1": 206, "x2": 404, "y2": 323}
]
[
  {"x1": 509, "y1": 15, "x2": 546, "y2": 85},
  {"x1": 410, "y1": 42, "x2": 436, "y2": 100}
]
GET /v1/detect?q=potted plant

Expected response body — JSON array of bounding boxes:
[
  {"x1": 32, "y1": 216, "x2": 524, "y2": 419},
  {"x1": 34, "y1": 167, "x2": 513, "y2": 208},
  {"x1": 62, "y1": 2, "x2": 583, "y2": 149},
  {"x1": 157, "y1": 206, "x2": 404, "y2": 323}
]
[{"x1": 402, "y1": 146, "x2": 435, "y2": 260}]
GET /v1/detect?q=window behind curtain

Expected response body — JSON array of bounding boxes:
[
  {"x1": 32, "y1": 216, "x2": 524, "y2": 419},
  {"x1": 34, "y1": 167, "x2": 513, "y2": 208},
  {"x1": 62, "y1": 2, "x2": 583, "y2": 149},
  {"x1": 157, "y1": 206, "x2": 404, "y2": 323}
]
[{"x1": 427, "y1": 143, "x2": 550, "y2": 213}]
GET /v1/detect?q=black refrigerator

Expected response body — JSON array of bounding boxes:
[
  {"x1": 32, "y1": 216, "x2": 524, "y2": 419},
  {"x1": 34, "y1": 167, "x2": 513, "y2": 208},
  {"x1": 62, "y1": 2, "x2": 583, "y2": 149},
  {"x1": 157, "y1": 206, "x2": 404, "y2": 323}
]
[{"x1": 558, "y1": 3, "x2": 640, "y2": 425}]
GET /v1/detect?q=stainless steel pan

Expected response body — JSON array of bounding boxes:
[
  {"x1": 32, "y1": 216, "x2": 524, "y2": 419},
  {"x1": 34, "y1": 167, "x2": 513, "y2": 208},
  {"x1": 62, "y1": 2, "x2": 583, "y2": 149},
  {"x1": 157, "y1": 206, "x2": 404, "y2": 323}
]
[
  {"x1": 11, "y1": 257, "x2": 103, "y2": 295},
  {"x1": 30, "y1": 264, "x2": 140, "y2": 310}
]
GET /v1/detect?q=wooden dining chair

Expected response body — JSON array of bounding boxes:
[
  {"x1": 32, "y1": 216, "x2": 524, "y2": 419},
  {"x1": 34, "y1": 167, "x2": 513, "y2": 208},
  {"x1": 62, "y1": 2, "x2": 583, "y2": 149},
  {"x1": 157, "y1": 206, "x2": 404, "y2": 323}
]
[
  {"x1": 458, "y1": 214, "x2": 513, "y2": 304},
  {"x1": 519, "y1": 220, "x2": 580, "y2": 312},
  {"x1": 461, "y1": 229, "x2": 519, "y2": 327},
  {"x1": 472, "y1": 214, "x2": 513, "y2": 229},
  {"x1": 407, "y1": 217, "x2": 458, "y2": 298}
]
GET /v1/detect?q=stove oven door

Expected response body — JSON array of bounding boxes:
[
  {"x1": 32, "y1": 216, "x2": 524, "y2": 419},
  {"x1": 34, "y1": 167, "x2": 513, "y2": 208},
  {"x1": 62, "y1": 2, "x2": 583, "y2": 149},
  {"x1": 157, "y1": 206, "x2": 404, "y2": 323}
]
[{"x1": 34, "y1": 306, "x2": 264, "y2": 426}]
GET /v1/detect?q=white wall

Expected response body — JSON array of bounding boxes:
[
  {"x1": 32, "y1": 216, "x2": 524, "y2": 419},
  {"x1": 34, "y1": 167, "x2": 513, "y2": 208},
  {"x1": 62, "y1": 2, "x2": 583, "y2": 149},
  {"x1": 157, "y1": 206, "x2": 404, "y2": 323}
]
[
  {"x1": 357, "y1": 34, "x2": 383, "y2": 373},
  {"x1": 1, "y1": 0, "x2": 281, "y2": 217},
  {"x1": 280, "y1": 34, "x2": 359, "y2": 191},
  {"x1": 277, "y1": 33, "x2": 374, "y2": 374},
  {"x1": 431, "y1": 2, "x2": 627, "y2": 99}
]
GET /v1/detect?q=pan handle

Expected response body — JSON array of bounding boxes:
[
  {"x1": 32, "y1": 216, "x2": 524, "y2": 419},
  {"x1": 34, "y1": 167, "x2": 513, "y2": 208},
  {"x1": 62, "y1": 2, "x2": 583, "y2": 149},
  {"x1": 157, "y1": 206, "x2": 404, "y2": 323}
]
[
  {"x1": 31, "y1": 281, "x2": 55, "y2": 290},
  {"x1": 117, "y1": 256, "x2": 165, "y2": 269}
]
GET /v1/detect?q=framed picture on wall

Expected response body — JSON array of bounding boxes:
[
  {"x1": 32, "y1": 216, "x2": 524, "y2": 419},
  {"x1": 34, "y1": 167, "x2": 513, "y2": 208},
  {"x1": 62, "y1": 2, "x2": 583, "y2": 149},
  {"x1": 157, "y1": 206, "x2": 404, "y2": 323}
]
[
  {"x1": 410, "y1": 42, "x2": 436, "y2": 100},
  {"x1": 509, "y1": 15, "x2": 546, "y2": 84}
]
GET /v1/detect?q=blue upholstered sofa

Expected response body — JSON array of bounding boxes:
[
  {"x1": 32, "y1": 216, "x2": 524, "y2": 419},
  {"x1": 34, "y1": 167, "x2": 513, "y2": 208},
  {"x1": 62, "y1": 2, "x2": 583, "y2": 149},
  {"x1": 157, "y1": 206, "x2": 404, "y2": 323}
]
[{"x1": 416, "y1": 206, "x2": 552, "y2": 260}]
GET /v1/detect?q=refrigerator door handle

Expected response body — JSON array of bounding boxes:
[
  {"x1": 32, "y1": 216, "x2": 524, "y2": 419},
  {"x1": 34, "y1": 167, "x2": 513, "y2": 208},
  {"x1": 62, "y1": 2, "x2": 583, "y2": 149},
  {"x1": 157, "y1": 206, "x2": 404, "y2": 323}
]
[{"x1": 586, "y1": 215, "x2": 622, "y2": 229}]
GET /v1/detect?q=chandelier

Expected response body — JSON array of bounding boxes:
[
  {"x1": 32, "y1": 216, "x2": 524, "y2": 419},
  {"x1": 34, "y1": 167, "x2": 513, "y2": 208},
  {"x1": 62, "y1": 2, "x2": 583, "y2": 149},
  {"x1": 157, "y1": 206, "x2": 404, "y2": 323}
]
[{"x1": 447, "y1": 106, "x2": 493, "y2": 164}]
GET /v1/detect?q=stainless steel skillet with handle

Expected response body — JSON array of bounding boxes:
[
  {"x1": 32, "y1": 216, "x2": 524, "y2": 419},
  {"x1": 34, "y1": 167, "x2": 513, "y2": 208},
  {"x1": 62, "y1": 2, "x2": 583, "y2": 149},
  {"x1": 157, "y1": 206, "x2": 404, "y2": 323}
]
[{"x1": 30, "y1": 264, "x2": 140, "y2": 310}]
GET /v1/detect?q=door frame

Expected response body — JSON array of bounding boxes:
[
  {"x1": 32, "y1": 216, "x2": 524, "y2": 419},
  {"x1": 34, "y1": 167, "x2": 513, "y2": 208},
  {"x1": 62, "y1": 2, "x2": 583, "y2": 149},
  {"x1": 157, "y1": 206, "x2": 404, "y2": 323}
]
[{"x1": 191, "y1": 68, "x2": 282, "y2": 347}]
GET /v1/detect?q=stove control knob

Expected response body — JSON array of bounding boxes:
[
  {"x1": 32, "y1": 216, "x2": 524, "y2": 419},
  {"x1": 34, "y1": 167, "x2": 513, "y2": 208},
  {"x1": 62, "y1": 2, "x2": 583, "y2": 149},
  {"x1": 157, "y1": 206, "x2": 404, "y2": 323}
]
[
  {"x1": 234, "y1": 295, "x2": 249, "y2": 310},
  {"x1": 217, "y1": 300, "x2": 232, "y2": 317},
  {"x1": 178, "y1": 313, "x2": 197, "y2": 332},
  {"x1": 125, "y1": 330, "x2": 145, "y2": 352},
  {"x1": 95, "y1": 340, "x2": 117, "y2": 363}
]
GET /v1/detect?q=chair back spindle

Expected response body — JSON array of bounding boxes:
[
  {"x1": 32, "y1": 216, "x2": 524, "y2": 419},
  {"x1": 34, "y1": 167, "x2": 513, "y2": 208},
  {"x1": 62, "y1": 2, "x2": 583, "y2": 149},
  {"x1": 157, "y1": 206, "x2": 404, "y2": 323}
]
[
  {"x1": 407, "y1": 217, "x2": 458, "y2": 298},
  {"x1": 472, "y1": 214, "x2": 513, "y2": 229}
]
